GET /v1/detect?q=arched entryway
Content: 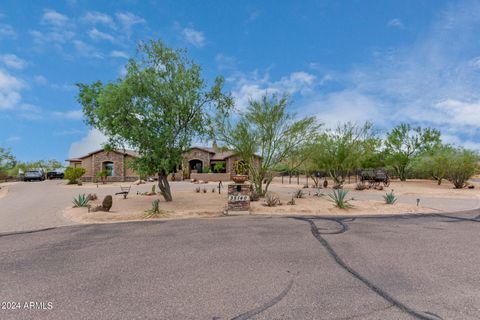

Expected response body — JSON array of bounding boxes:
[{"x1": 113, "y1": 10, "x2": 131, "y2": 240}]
[{"x1": 189, "y1": 159, "x2": 203, "y2": 173}]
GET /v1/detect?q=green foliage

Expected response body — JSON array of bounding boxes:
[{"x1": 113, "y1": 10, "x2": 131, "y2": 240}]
[
  {"x1": 202, "y1": 166, "x2": 210, "y2": 173},
  {"x1": 233, "y1": 160, "x2": 248, "y2": 175},
  {"x1": 383, "y1": 191, "x2": 397, "y2": 204},
  {"x1": 213, "y1": 161, "x2": 226, "y2": 173},
  {"x1": 216, "y1": 93, "x2": 320, "y2": 195},
  {"x1": 328, "y1": 189, "x2": 352, "y2": 209},
  {"x1": 77, "y1": 40, "x2": 233, "y2": 201},
  {"x1": 151, "y1": 199, "x2": 160, "y2": 214},
  {"x1": 73, "y1": 194, "x2": 90, "y2": 207},
  {"x1": 311, "y1": 122, "x2": 378, "y2": 188},
  {"x1": 413, "y1": 144, "x2": 454, "y2": 184},
  {"x1": 446, "y1": 148, "x2": 478, "y2": 189},
  {"x1": 384, "y1": 123, "x2": 441, "y2": 181},
  {"x1": 0, "y1": 147, "x2": 16, "y2": 179},
  {"x1": 64, "y1": 167, "x2": 86, "y2": 184},
  {"x1": 313, "y1": 189, "x2": 324, "y2": 197}
]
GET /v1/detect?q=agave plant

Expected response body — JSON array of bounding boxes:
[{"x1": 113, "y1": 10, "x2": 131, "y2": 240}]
[
  {"x1": 328, "y1": 189, "x2": 352, "y2": 209},
  {"x1": 313, "y1": 189, "x2": 324, "y2": 197},
  {"x1": 383, "y1": 191, "x2": 397, "y2": 204},
  {"x1": 73, "y1": 194, "x2": 89, "y2": 207}
]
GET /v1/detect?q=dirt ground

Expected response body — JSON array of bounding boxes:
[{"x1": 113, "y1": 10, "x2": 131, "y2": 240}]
[{"x1": 63, "y1": 178, "x2": 480, "y2": 223}]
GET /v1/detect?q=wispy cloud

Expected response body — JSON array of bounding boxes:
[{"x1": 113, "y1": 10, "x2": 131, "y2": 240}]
[
  {"x1": 73, "y1": 40, "x2": 103, "y2": 59},
  {"x1": 88, "y1": 28, "x2": 115, "y2": 42},
  {"x1": 6, "y1": 136, "x2": 20, "y2": 142},
  {"x1": 116, "y1": 12, "x2": 145, "y2": 32},
  {"x1": 82, "y1": 11, "x2": 115, "y2": 29},
  {"x1": 110, "y1": 50, "x2": 129, "y2": 59},
  {"x1": 387, "y1": 18, "x2": 404, "y2": 29},
  {"x1": 0, "y1": 54, "x2": 27, "y2": 70},
  {"x1": 41, "y1": 9, "x2": 69, "y2": 27},
  {"x1": 52, "y1": 109, "x2": 83, "y2": 120},
  {"x1": 0, "y1": 69, "x2": 25, "y2": 109},
  {"x1": 181, "y1": 26, "x2": 206, "y2": 48},
  {"x1": 0, "y1": 23, "x2": 16, "y2": 39}
]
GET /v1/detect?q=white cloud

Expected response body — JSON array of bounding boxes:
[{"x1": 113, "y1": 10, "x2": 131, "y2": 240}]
[
  {"x1": 82, "y1": 11, "x2": 115, "y2": 28},
  {"x1": 41, "y1": 9, "x2": 69, "y2": 27},
  {"x1": 68, "y1": 129, "x2": 108, "y2": 158},
  {"x1": 0, "y1": 54, "x2": 27, "y2": 70},
  {"x1": 116, "y1": 12, "x2": 145, "y2": 31},
  {"x1": 182, "y1": 27, "x2": 205, "y2": 48},
  {"x1": 0, "y1": 24, "x2": 16, "y2": 39},
  {"x1": 52, "y1": 109, "x2": 83, "y2": 120},
  {"x1": 34, "y1": 75, "x2": 48, "y2": 85},
  {"x1": 110, "y1": 50, "x2": 129, "y2": 59},
  {"x1": 88, "y1": 28, "x2": 115, "y2": 42},
  {"x1": 0, "y1": 69, "x2": 24, "y2": 109},
  {"x1": 230, "y1": 70, "x2": 317, "y2": 110},
  {"x1": 73, "y1": 40, "x2": 103, "y2": 59},
  {"x1": 387, "y1": 18, "x2": 404, "y2": 29}
]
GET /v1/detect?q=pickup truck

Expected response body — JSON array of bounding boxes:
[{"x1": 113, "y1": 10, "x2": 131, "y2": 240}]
[
  {"x1": 47, "y1": 171, "x2": 64, "y2": 180},
  {"x1": 24, "y1": 170, "x2": 45, "y2": 182}
]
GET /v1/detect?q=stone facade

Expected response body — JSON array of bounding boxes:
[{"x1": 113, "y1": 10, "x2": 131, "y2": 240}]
[
  {"x1": 227, "y1": 183, "x2": 251, "y2": 212},
  {"x1": 68, "y1": 149, "x2": 139, "y2": 182}
]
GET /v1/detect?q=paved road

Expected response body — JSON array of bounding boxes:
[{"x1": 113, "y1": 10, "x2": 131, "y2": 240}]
[{"x1": 1, "y1": 212, "x2": 479, "y2": 319}]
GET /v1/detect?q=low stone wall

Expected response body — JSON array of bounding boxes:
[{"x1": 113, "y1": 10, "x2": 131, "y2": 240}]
[
  {"x1": 81, "y1": 176, "x2": 139, "y2": 182},
  {"x1": 191, "y1": 172, "x2": 231, "y2": 182}
]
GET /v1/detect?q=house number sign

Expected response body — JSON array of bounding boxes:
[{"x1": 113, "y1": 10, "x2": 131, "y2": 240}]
[{"x1": 228, "y1": 195, "x2": 250, "y2": 201}]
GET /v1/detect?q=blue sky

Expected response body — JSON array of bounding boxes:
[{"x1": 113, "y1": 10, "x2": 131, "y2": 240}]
[{"x1": 1, "y1": 0, "x2": 480, "y2": 162}]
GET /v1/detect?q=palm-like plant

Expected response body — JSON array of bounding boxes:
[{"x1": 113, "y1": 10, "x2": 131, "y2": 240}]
[
  {"x1": 383, "y1": 191, "x2": 397, "y2": 204},
  {"x1": 328, "y1": 189, "x2": 352, "y2": 209},
  {"x1": 73, "y1": 194, "x2": 89, "y2": 207}
]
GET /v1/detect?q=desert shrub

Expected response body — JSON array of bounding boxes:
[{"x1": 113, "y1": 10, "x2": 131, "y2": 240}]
[
  {"x1": 383, "y1": 191, "x2": 397, "y2": 204},
  {"x1": 313, "y1": 189, "x2": 324, "y2": 197},
  {"x1": 73, "y1": 194, "x2": 89, "y2": 207},
  {"x1": 102, "y1": 195, "x2": 113, "y2": 212},
  {"x1": 355, "y1": 182, "x2": 367, "y2": 190},
  {"x1": 151, "y1": 184, "x2": 156, "y2": 194},
  {"x1": 87, "y1": 193, "x2": 98, "y2": 201},
  {"x1": 328, "y1": 189, "x2": 351, "y2": 209},
  {"x1": 195, "y1": 187, "x2": 200, "y2": 193},
  {"x1": 202, "y1": 167, "x2": 210, "y2": 173},
  {"x1": 287, "y1": 197, "x2": 296, "y2": 205},
  {"x1": 446, "y1": 149, "x2": 478, "y2": 189},
  {"x1": 293, "y1": 189, "x2": 305, "y2": 198},
  {"x1": 250, "y1": 190, "x2": 260, "y2": 201},
  {"x1": 96, "y1": 170, "x2": 108, "y2": 183},
  {"x1": 65, "y1": 167, "x2": 86, "y2": 184},
  {"x1": 265, "y1": 192, "x2": 281, "y2": 207}
]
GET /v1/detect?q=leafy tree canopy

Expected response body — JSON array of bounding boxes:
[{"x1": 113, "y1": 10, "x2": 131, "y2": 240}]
[{"x1": 77, "y1": 40, "x2": 233, "y2": 201}]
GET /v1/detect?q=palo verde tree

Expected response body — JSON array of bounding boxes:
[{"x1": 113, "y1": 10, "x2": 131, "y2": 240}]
[
  {"x1": 384, "y1": 123, "x2": 441, "y2": 181},
  {"x1": 216, "y1": 94, "x2": 320, "y2": 195},
  {"x1": 414, "y1": 144, "x2": 454, "y2": 185},
  {"x1": 0, "y1": 147, "x2": 16, "y2": 179},
  {"x1": 446, "y1": 148, "x2": 478, "y2": 188},
  {"x1": 78, "y1": 40, "x2": 233, "y2": 201},
  {"x1": 311, "y1": 122, "x2": 379, "y2": 187}
]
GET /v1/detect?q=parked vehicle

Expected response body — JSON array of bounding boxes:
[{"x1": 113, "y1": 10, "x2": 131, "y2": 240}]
[
  {"x1": 24, "y1": 170, "x2": 45, "y2": 182},
  {"x1": 47, "y1": 171, "x2": 64, "y2": 180}
]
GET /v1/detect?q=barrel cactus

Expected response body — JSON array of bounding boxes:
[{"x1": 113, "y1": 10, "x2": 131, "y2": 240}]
[{"x1": 102, "y1": 195, "x2": 113, "y2": 212}]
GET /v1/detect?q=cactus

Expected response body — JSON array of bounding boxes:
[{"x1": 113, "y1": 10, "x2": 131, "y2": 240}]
[
  {"x1": 151, "y1": 184, "x2": 156, "y2": 194},
  {"x1": 102, "y1": 195, "x2": 113, "y2": 212}
]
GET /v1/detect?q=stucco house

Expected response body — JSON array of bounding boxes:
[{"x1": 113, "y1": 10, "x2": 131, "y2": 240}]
[{"x1": 67, "y1": 149, "x2": 140, "y2": 182}]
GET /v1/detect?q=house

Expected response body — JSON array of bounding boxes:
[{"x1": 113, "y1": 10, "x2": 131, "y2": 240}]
[
  {"x1": 67, "y1": 144, "x2": 260, "y2": 182},
  {"x1": 182, "y1": 143, "x2": 261, "y2": 181},
  {"x1": 67, "y1": 149, "x2": 140, "y2": 182}
]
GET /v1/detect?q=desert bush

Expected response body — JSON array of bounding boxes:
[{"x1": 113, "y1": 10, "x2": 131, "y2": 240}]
[
  {"x1": 64, "y1": 167, "x2": 86, "y2": 184},
  {"x1": 313, "y1": 189, "x2": 324, "y2": 197},
  {"x1": 383, "y1": 191, "x2": 397, "y2": 204},
  {"x1": 265, "y1": 192, "x2": 281, "y2": 207},
  {"x1": 287, "y1": 197, "x2": 296, "y2": 205},
  {"x1": 102, "y1": 195, "x2": 113, "y2": 212},
  {"x1": 328, "y1": 189, "x2": 351, "y2": 209},
  {"x1": 293, "y1": 189, "x2": 305, "y2": 198},
  {"x1": 87, "y1": 193, "x2": 98, "y2": 201},
  {"x1": 195, "y1": 187, "x2": 201, "y2": 193},
  {"x1": 446, "y1": 149, "x2": 478, "y2": 189},
  {"x1": 73, "y1": 194, "x2": 89, "y2": 207},
  {"x1": 250, "y1": 190, "x2": 260, "y2": 201},
  {"x1": 355, "y1": 182, "x2": 367, "y2": 190}
]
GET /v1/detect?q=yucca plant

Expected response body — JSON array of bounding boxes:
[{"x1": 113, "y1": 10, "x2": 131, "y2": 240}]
[
  {"x1": 383, "y1": 191, "x2": 397, "y2": 204},
  {"x1": 73, "y1": 194, "x2": 89, "y2": 207},
  {"x1": 328, "y1": 189, "x2": 352, "y2": 209}
]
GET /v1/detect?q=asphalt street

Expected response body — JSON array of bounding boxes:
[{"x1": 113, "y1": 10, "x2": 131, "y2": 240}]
[{"x1": 1, "y1": 212, "x2": 479, "y2": 319}]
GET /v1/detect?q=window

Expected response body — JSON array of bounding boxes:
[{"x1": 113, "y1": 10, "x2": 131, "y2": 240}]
[{"x1": 103, "y1": 162, "x2": 114, "y2": 177}]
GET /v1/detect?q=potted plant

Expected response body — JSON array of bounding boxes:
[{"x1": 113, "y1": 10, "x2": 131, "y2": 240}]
[{"x1": 232, "y1": 161, "x2": 248, "y2": 183}]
